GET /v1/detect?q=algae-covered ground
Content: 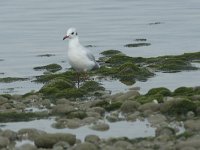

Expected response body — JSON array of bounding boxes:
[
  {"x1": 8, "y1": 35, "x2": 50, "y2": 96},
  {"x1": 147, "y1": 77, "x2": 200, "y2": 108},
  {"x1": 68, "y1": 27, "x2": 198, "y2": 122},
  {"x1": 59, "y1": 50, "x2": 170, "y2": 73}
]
[{"x1": 0, "y1": 50, "x2": 200, "y2": 149}]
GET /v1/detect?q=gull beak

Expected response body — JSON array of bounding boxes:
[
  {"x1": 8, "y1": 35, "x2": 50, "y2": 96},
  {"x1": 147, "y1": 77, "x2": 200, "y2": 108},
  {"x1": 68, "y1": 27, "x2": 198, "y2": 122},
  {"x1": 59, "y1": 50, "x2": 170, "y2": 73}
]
[{"x1": 63, "y1": 35, "x2": 69, "y2": 40}]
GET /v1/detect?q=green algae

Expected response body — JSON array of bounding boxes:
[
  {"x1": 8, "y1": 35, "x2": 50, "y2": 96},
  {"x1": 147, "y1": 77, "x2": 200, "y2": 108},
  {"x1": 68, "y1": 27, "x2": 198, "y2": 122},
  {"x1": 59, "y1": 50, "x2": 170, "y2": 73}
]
[
  {"x1": 34, "y1": 63, "x2": 62, "y2": 73},
  {"x1": 0, "y1": 112, "x2": 49, "y2": 122},
  {"x1": 34, "y1": 71, "x2": 76, "y2": 83},
  {"x1": 173, "y1": 87, "x2": 200, "y2": 96},
  {"x1": 39, "y1": 78, "x2": 105, "y2": 99},
  {"x1": 0, "y1": 77, "x2": 29, "y2": 83},
  {"x1": 36, "y1": 54, "x2": 56, "y2": 57},
  {"x1": 100, "y1": 50, "x2": 122, "y2": 56},
  {"x1": 146, "y1": 87, "x2": 172, "y2": 97},
  {"x1": 161, "y1": 99, "x2": 197, "y2": 116},
  {"x1": 136, "y1": 94, "x2": 164, "y2": 104},
  {"x1": 67, "y1": 110, "x2": 87, "y2": 119},
  {"x1": 100, "y1": 50, "x2": 200, "y2": 73},
  {"x1": 124, "y1": 43, "x2": 151, "y2": 47}
]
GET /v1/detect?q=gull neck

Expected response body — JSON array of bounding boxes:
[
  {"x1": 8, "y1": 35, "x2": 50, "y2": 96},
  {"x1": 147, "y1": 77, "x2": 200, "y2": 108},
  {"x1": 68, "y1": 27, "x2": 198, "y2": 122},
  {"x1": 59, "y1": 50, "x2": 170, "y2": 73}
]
[{"x1": 68, "y1": 37, "x2": 80, "y2": 49}]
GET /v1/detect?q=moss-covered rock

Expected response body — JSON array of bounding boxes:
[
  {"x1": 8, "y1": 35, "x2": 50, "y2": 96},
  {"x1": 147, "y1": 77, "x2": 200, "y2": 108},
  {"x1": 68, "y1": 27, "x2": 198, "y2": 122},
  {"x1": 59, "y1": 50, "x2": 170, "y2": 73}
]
[
  {"x1": 34, "y1": 71, "x2": 76, "y2": 83},
  {"x1": 0, "y1": 77, "x2": 28, "y2": 83},
  {"x1": 33, "y1": 63, "x2": 62, "y2": 73},
  {"x1": 0, "y1": 112, "x2": 49, "y2": 122},
  {"x1": 124, "y1": 43, "x2": 151, "y2": 47},
  {"x1": 39, "y1": 76, "x2": 104, "y2": 99},
  {"x1": 136, "y1": 94, "x2": 164, "y2": 104},
  {"x1": 146, "y1": 87, "x2": 172, "y2": 96},
  {"x1": 161, "y1": 99, "x2": 197, "y2": 116},
  {"x1": 100, "y1": 50, "x2": 122, "y2": 56},
  {"x1": 34, "y1": 133, "x2": 76, "y2": 148},
  {"x1": 173, "y1": 87, "x2": 200, "y2": 96}
]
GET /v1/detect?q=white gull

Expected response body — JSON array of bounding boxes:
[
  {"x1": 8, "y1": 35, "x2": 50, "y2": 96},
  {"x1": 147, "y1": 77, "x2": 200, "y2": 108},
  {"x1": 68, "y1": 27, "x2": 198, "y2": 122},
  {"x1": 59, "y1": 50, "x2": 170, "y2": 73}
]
[{"x1": 63, "y1": 27, "x2": 99, "y2": 87}]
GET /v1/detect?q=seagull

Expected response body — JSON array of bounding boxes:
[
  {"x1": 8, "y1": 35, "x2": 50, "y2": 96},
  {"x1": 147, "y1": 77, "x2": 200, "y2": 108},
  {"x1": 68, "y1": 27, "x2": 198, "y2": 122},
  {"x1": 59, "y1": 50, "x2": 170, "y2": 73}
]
[{"x1": 63, "y1": 27, "x2": 99, "y2": 88}]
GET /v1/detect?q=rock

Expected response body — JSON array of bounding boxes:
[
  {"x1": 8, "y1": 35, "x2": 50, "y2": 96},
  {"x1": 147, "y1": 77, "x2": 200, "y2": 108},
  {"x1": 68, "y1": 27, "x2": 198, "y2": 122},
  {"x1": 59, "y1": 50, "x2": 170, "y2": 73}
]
[
  {"x1": 186, "y1": 111, "x2": 195, "y2": 119},
  {"x1": 89, "y1": 107, "x2": 105, "y2": 116},
  {"x1": 14, "y1": 144, "x2": 37, "y2": 150},
  {"x1": 53, "y1": 141, "x2": 70, "y2": 150},
  {"x1": 148, "y1": 114, "x2": 167, "y2": 127},
  {"x1": 102, "y1": 145, "x2": 116, "y2": 150},
  {"x1": 85, "y1": 135, "x2": 100, "y2": 144},
  {"x1": 126, "y1": 111, "x2": 140, "y2": 121},
  {"x1": 34, "y1": 133, "x2": 76, "y2": 148},
  {"x1": 56, "y1": 98, "x2": 71, "y2": 105},
  {"x1": 184, "y1": 119, "x2": 200, "y2": 132},
  {"x1": 90, "y1": 122, "x2": 110, "y2": 131},
  {"x1": 86, "y1": 111, "x2": 101, "y2": 118},
  {"x1": 82, "y1": 117, "x2": 98, "y2": 125},
  {"x1": 120, "y1": 101, "x2": 140, "y2": 114},
  {"x1": 155, "y1": 127, "x2": 175, "y2": 137},
  {"x1": 18, "y1": 128, "x2": 46, "y2": 140},
  {"x1": 113, "y1": 140, "x2": 133, "y2": 149},
  {"x1": 176, "y1": 136, "x2": 200, "y2": 149},
  {"x1": 66, "y1": 119, "x2": 81, "y2": 129},
  {"x1": 0, "y1": 136, "x2": 9, "y2": 148},
  {"x1": 139, "y1": 102, "x2": 159, "y2": 112},
  {"x1": 73, "y1": 142, "x2": 98, "y2": 150},
  {"x1": 0, "y1": 130, "x2": 17, "y2": 141},
  {"x1": 52, "y1": 104, "x2": 75, "y2": 114},
  {"x1": 0, "y1": 96, "x2": 8, "y2": 105},
  {"x1": 115, "y1": 91, "x2": 140, "y2": 101},
  {"x1": 106, "y1": 115, "x2": 119, "y2": 122}
]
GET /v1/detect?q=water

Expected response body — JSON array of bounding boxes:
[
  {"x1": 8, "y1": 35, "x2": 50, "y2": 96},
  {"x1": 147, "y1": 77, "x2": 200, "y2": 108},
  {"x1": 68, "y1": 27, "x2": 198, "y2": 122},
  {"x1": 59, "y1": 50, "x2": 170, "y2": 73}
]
[
  {"x1": 0, "y1": 0, "x2": 200, "y2": 94},
  {"x1": 1, "y1": 118, "x2": 156, "y2": 141}
]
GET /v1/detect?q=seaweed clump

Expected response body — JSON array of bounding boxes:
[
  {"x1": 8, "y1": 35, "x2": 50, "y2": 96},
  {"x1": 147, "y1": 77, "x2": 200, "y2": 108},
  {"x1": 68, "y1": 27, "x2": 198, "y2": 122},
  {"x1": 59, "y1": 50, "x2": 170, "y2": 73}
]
[
  {"x1": 97, "y1": 50, "x2": 154, "y2": 85},
  {"x1": 33, "y1": 63, "x2": 62, "y2": 73}
]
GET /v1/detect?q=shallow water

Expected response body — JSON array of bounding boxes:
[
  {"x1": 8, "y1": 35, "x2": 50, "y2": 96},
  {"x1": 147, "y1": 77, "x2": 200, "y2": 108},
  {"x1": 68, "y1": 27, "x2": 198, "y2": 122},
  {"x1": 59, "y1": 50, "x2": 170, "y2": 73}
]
[
  {"x1": 0, "y1": 0, "x2": 200, "y2": 94},
  {"x1": 1, "y1": 118, "x2": 156, "y2": 141}
]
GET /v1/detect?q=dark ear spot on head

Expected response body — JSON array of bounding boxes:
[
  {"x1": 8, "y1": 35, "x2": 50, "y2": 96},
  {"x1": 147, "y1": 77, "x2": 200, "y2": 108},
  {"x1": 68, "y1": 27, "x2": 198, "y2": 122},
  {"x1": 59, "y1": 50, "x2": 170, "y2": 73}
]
[{"x1": 76, "y1": 32, "x2": 78, "y2": 35}]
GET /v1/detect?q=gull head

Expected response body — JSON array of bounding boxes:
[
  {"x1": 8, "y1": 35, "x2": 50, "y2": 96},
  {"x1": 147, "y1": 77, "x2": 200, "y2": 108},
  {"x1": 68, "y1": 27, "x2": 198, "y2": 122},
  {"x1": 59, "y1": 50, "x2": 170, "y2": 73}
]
[{"x1": 63, "y1": 27, "x2": 78, "y2": 40}]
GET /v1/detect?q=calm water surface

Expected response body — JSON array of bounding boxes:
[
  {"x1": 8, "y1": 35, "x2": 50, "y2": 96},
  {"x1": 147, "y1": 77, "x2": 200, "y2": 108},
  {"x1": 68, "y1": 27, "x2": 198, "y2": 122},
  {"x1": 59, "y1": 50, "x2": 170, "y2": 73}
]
[{"x1": 0, "y1": 0, "x2": 200, "y2": 94}]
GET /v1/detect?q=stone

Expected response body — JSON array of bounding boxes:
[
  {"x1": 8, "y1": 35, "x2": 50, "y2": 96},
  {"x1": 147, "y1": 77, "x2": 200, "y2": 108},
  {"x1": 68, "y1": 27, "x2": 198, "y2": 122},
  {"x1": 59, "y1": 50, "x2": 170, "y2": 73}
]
[
  {"x1": 106, "y1": 115, "x2": 119, "y2": 122},
  {"x1": 186, "y1": 111, "x2": 195, "y2": 119},
  {"x1": 53, "y1": 141, "x2": 70, "y2": 150},
  {"x1": 139, "y1": 102, "x2": 159, "y2": 112},
  {"x1": 18, "y1": 128, "x2": 46, "y2": 140},
  {"x1": 85, "y1": 135, "x2": 100, "y2": 144},
  {"x1": 89, "y1": 107, "x2": 105, "y2": 116},
  {"x1": 184, "y1": 119, "x2": 200, "y2": 132},
  {"x1": 90, "y1": 122, "x2": 110, "y2": 131},
  {"x1": 120, "y1": 101, "x2": 140, "y2": 114},
  {"x1": 155, "y1": 127, "x2": 175, "y2": 137},
  {"x1": 115, "y1": 91, "x2": 140, "y2": 101},
  {"x1": 66, "y1": 119, "x2": 81, "y2": 129},
  {"x1": 73, "y1": 142, "x2": 98, "y2": 150},
  {"x1": 82, "y1": 117, "x2": 98, "y2": 125},
  {"x1": 0, "y1": 96, "x2": 8, "y2": 105},
  {"x1": 14, "y1": 144, "x2": 37, "y2": 150},
  {"x1": 148, "y1": 114, "x2": 167, "y2": 127},
  {"x1": 126, "y1": 111, "x2": 140, "y2": 121},
  {"x1": 34, "y1": 133, "x2": 76, "y2": 148},
  {"x1": 52, "y1": 104, "x2": 75, "y2": 114},
  {"x1": 0, "y1": 129, "x2": 17, "y2": 141},
  {"x1": 113, "y1": 140, "x2": 133, "y2": 149},
  {"x1": 0, "y1": 136, "x2": 9, "y2": 148}
]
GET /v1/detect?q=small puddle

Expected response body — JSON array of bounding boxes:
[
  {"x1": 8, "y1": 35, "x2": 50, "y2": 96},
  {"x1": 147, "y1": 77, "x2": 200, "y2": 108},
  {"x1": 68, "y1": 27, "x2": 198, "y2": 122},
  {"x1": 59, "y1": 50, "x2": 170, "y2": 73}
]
[
  {"x1": 15, "y1": 140, "x2": 34, "y2": 147},
  {"x1": 1, "y1": 118, "x2": 156, "y2": 141}
]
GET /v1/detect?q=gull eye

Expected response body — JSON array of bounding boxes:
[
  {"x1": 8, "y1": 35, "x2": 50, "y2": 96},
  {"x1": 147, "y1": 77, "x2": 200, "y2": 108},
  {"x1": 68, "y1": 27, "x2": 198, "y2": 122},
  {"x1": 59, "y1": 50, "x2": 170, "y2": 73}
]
[{"x1": 71, "y1": 32, "x2": 74, "y2": 35}]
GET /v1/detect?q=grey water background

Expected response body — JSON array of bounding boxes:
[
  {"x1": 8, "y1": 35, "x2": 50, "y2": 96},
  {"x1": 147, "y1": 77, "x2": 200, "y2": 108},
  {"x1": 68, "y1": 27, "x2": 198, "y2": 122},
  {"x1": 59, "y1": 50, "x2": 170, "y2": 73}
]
[{"x1": 0, "y1": 0, "x2": 200, "y2": 94}]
